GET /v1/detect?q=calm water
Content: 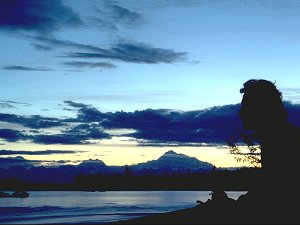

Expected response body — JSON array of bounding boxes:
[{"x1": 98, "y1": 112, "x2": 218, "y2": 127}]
[{"x1": 0, "y1": 191, "x2": 246, "y2": 224}]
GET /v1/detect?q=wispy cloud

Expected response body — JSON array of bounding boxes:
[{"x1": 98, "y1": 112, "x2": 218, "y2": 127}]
[
  {"x1": 0, "y1": 113, "x2": 65, "y2": 129},
  {"x1": 63, "y1": 41, "x2": 187, "y2": 64},
  {"x1": 31, "y1": 35, "x2": 188, "y2": 65},
  {"x1": 0, "y1": 102, "x2": 14, "y2": 109},
  {"x1": 0, "y1": 149, "x2": 82, "y2": 156},
  {"x1": 62, "y1": 61, "x2": 116, "y2": 69},
  {"x1": 0, "y1": 0, "x2": 82, "y2": 34},
  {"x1": 107, "y1": 3, "x2": 144, "y2": 27},
  {"x1": 0, "y1": 1, "x2": 191, "y2": 72},
  {"x1": 91, "y1": 1, "x2": 144, "y2": 31},
  {"x1": 0, "y1": 100, "x2": 31, "y2": 109},
  {"x1": 2, "y1": 66, "x2": 53, "y2": 71}
]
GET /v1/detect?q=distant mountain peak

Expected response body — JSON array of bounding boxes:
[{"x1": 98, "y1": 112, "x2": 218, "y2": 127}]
[
  {"x1": 133, "y1": 151, "x2": 214, "y2": 174},
  {"x1": 78, "y1": 159, "x2": 106, "y2": 167},
  {"x1": 163, "y1": 150, "x2": 177, "y2": 155},
  {"x1": 160, "y1": 150, "x2": 189, "y2": 159}
]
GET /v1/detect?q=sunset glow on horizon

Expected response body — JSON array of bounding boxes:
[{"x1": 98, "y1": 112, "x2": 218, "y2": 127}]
[{"x1": 1, "y1": 0, "x2": 299, "y2": 169}]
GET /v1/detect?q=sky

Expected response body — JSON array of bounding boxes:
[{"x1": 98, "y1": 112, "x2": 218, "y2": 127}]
[{"x1": 1, "y1": 0, "x2": 300, "y2": 168}]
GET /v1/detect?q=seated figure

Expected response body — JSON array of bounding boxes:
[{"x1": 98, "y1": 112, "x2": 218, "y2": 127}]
[{"x1": 238, "y1": 79, "x2": 300, "y2": 223}]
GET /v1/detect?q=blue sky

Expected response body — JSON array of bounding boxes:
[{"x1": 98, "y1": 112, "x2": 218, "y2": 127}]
[{"x1": 1, "y1": 0, "x2": 300, "y2": 167}]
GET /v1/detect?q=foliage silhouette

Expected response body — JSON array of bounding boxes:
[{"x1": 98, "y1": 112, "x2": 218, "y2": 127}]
[{"x1": 227, "y1": 135, "x2": 261, "y2": 168}]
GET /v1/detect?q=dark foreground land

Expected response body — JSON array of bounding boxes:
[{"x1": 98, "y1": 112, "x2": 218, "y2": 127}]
[{"x1": 107, "y1": 194, "x2": 298, "y2": 225}]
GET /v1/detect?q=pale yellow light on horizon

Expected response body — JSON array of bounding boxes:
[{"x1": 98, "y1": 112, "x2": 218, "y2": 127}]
[{"x1": 2, "y1": 138, "x2": 253, "y2": 168}]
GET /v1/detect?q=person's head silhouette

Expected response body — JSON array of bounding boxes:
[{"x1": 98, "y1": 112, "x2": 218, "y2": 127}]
[
  {"x1": 239, "y1": 79, "x2": 287, "y2": 133},
  {"x1": 238, "y1": 79, "x2": 300, "y2": 223}
]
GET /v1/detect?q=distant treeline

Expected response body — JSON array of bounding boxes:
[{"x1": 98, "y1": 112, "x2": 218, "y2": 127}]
[{"x1": 0, "y1": 168, "x2": 261, "y2": 191}]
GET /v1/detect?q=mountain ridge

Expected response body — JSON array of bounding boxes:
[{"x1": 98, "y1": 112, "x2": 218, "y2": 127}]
[{"x1": 0, "y1": 150, "x2": 216, "y2": 183}]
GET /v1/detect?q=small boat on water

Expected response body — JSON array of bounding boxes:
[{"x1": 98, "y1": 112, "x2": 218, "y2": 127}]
[{"x1": 0, "y1": 190, "x2": 29, "y2": 198}]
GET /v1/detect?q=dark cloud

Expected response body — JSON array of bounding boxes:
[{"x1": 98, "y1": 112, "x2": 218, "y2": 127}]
[
  {"x1": 65, "y1": 101, "x2": 243, "y2": 145},
  {"x1": 108, "y1": 3, "x2": 143, "y2": 27},
  {"x1": 32, "y1": 122, "x2": 110, "y2": 145},
  {"x1": 0, "y1": 129, "x2": 27, "y2": 142},
  {"x1": 284, "y1": 101, "x2": 300, "y2": 128},
  {"x1": 32, "y1": 35, "x2": 108, "y2": 52},
  {"x1": 0, "y1": 102, "x2": 14, "y2": 109},
  {"x1": 31, "y1": 35, "x2": 187, "y2": 65},
  {"x1": 1, "y1": 125, "x2": 104, "y2": 145},
  {"x1": 2, "y1": 101, "x2": 300, "y2": 146},
  {"x1": 64, "y1": 101, "x2": 107, "y2": 122},
  {"x1": 0, "y1": 113, "x2": 65, "y2": 129},
  {"x1": 0, "y1": 149, "x2": 81, "y2": 156},
  {"x1": 2, "y1": 66, "x2": 53, "y2": 71},
  {"x1": 0, "y1": 100, "x2": 31, "y2": 109},
  {"x1": 64, "y1": 41, "x2": 187, "y2": 64},
  {"x1": 0, "y1": 100, "x2": 31, "y2": 107},
  {"x1": 0, "y1": 0, "x2": 82, "y2": 33},
  {"x1": 32, "y1": 134, "x2": 83, "y2": 145},
  {"x1": 91, "y1": 2, "x2": 143, "y2": 31},
  {"x1": 62, "y1": 61, "x2": 116, "y2": 69},
  {"x1": 106, "y1": 106, "x2": 242, "y2": 145}
]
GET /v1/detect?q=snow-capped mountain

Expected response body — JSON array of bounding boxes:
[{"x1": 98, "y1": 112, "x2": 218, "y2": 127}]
[
  {"x1": 76, "y1": 159, "x2": 108, "y2": 174},
  {"x1": 132, "y1": 150, "x2": 214, "y2": 174}
]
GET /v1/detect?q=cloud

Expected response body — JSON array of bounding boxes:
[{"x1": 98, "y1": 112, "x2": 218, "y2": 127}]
[
  {"x1": 63, "y1": 101, "x2": 106, "y2": 122},
  {"x1": 32, "y1": 134, "x2": 83, "y2": 145},
  {"x1": 32, "y1": 35, "x2": 104, "y2": 52},
  {"x1": 0, "y1": 129, "x2": 27, "y2": 142},
  {"x1": 64, "y1": 41, "x2": 188, "y2": 64},
  {"x1": 62, "y1": 61, "x2": 116, "y2": 69},
  {"x1": 91, "y1": 2, "x2": 143, "y2": 31},
  {"x1": 107, "y1": 3, "x2": 143, "y2": 27},
  {"x1": 0, "y1": 113, "x2": 65, "y2": 129},
  {"x1": 65, "y1": 101, "x2": 243, "y2": 145},
  {"x1": 0, "y1": 102, "x2": 14, "y2": 109},
  {"x1": 284, "y1": 101, "x2": 300, "y2": 128},
  {"x1": 0, "y1": 149, "x2": 81, "y2": 156},
  {"x1": 0, "y1": 120, "x2": 109, "y2": 145},
  {"x1": 0, "y1": 100, "x2": 31, "y2": 109},
  {"x1": 111, "y1": 106, "x2": 242, "y2": 145},
  {"x1": 31, "y1": 35, "x2": 187, "y2": 65},
  {"x1": 32, "y1": 123, "x2": 110, "y2": 145},
  {"x1": 0, "y1": 0, "x2": 82, "y2": 33},
  {"x1": 2, "y1": 66, "x2": 53, "y2": 71},
  {"x1": 0, "y1": 1, "x2": 190, "y2": 72},
  {"x1": 3, "y1": 101, "x2": 300, "y2": 146}
]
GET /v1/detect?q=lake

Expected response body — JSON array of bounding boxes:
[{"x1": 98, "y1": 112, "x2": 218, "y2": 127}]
[{"x1": 0, "y1": 191, "x2": 246, "y2": 224}]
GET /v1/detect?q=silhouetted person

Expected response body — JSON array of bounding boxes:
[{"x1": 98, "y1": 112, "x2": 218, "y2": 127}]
[{"x1": 238, "y1": 79, "x2": 300, "y2": 223}]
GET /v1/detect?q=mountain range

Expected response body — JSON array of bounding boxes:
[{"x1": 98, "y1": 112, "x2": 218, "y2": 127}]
[{"x1": 0, "y1": 150, "x2": 214, "y2": 184}]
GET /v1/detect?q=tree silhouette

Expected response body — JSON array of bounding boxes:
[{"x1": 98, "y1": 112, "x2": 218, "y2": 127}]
[{"x1": 227, "y1": 134, "x2": 261, "y2": 168}]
